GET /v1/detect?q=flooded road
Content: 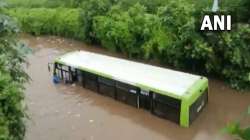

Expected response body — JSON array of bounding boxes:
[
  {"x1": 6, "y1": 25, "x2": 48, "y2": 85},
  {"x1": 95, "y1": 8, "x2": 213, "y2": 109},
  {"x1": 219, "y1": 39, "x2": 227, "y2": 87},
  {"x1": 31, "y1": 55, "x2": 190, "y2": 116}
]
[{"x1": 22, "y1": 34, "x2": 250, "y2": 140}]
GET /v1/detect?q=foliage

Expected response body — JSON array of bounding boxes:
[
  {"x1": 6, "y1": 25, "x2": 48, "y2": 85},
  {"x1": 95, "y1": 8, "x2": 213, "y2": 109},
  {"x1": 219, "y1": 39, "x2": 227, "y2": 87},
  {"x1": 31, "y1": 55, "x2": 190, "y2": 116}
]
[
  {"x1": 93, "y1": 4, "x2": 163, "y2": 58},
  {"x1": 223, "y1": 106, "x2": 250, "y2": 140},
  {"x1": 237, "y1": 0, "x2": 250, "y2": 23},
  {"x1": 4, "y1": 0, "x2": 47, "y2": 8},
  {"x1": 5, "y1": 0, "x2": 250, "y2": 90},
  {"x1": 116, "y1": 0, "x2": 167, "y2": 13},
  {"x1": 79, "y1": 0, "x2": 113, "y2": 42},
  {"x1": 0, "y1": 13, "x2": 28, "y2": 140},
  {"x1": 150, "y1": 1, "x2": 213, "y2": 69},
  {"x1": 4, "y1": 0, "x2": 85, "y2": 8},
  {"x1": 44, "y1": 0, "x2": 85, "y2": 8},
  {"x1": 6, "y1": 8, "x2": 84, "y2": 40},
  {"x1": 221, "y1": 25, "x2": 250, "y2": 89},
  {"x1": 94, "y1": 0, "x2": 250, "y2": 89},
  {"x1": 93, "y1": 6, "x2": 134, "y2": 53},
  {"x1": 200, "y1": 24, "x2": 250, "y2": 89},
  {"x1": 1, "y1": 0, "x2": 249, "y2": 139}
]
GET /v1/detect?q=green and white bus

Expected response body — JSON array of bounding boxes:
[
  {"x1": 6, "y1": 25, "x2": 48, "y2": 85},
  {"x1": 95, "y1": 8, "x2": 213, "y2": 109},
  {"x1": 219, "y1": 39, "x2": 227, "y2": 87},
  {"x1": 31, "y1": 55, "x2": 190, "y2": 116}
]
[{"x1": 51, "y1": 50, "x2": 208, "y2": 127}]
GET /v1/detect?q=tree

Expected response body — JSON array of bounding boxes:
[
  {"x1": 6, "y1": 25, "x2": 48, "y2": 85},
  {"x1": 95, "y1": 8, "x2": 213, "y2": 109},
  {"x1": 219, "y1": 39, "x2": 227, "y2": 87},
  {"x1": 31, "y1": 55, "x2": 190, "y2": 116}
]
[{"x1": 0, "y1": 6, "x2": 29, "y2": 140}]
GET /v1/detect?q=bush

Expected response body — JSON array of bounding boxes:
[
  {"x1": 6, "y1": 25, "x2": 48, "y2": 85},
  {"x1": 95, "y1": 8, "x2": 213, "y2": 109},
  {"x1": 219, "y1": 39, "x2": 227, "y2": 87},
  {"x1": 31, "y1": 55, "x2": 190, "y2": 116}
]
[
  {"x1": 5, "y1": 0, "x2": 250, "y2": 90},
  {"x1": 116, "y1": 0, "x2": 166, "y2": 13},
  {"x1": 4, "y1": 0, "x2": 47, "y2": 8},
  {"x1": 5, "y1": 0, "x2": 85, "y2": 8},
  {"x1": 0, "y1": 13, "x2": 29, "y2": 140},
  {"x1": 6, "y1": 8, "x2": 84, "y2": 40},
  {"x1": 237, "y1": 0, "x2": 250, "y2": 23},
  {"x1": 80, "y1": 0, "x2": 113, "y2": 42},
  {"x1": 93, "y1": 4, "x2": 163, "y2": 58},
  {"x1": 93, "y1": 0, "x2": 250, "y2": 89},
  {"x1": 217, "y1": 24, "x2": 250, "y2": 89},
  {"x1": 142, "y1": 0, "x2": 213, "y2": 71},
  {"x1": 93, "y1": 6, "x2": 135, "y2": 54},
  {"x1": 223, "y1": 106, "x2": 250, "y2": 140}
]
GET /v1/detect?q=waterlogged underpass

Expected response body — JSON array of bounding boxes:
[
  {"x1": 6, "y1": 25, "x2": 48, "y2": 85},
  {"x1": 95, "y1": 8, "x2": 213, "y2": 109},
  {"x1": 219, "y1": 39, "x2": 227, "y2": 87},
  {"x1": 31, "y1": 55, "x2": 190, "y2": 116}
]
[{"x1": 22, "y1": 34, "x2": 250, "y2": 140}]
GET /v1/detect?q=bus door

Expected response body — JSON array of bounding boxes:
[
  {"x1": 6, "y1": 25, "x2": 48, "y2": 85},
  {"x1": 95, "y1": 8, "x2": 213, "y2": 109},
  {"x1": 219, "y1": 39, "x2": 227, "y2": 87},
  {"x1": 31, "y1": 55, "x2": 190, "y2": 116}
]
[{"x1": 53, "y1": 63, "x2": 76, "y2": 84}]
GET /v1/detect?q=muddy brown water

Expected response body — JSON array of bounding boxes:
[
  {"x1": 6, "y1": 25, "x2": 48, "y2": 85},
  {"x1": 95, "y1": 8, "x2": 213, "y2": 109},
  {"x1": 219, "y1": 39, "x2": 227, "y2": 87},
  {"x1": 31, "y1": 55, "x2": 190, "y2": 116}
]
[{"x1": 22, "y1": 34, "x2": 250, "y2": 140}]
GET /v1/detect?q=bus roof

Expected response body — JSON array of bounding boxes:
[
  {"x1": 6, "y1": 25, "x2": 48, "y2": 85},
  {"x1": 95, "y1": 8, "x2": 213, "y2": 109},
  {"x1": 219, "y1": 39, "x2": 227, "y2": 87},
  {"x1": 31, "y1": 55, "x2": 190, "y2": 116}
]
[{"x1": 55, "y1": 51, "x2": 207, "y2": 99}]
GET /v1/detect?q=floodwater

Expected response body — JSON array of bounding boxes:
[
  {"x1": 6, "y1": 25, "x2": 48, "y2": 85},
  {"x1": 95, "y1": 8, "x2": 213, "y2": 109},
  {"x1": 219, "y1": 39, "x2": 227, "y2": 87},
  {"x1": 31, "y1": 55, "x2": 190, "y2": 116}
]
[{"x1": 22, "y1": 34, "x2": 250, "y2": 140}]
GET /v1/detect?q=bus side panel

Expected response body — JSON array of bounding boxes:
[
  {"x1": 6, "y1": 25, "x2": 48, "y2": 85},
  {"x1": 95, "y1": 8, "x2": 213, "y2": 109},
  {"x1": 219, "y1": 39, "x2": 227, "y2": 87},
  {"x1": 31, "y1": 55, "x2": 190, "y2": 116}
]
[
  {"x1": 84, "y1": 71, "x2": 99, "y2": 92},
  {"x1": 98, "y1": 76, "x2": 116, "y2": 99},
  {"x1": 152, "y1": 93, "x2": 181, "y2": 124},
  {"x1": 180, "y1": 78, "x2": 208, "y2": 127},
  {"x1": 116, "y1": 82, "x2": 139, "y2": 108},
  {"x1": 189, "y1": 89, "x2": 208, "y2": 124}
]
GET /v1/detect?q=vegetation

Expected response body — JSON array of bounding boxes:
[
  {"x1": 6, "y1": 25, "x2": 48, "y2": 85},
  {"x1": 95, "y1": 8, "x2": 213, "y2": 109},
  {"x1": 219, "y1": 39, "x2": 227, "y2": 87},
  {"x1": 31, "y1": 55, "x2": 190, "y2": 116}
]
[
  {"x1": 5, "y1": 0, "x2": 85, "y2": 8},
  {"x1": 7, "y1": 8, "x2": 84, "y2": 40},
  {"x1": 3, "y1": 0, "x2": 250, "y2": 90},
  {"x1": 1, "y1": 0, "x2": 249, "y2": 139},
  {"x1": 223, "y1": 106, "x2": 250, "y2": 140},
  {"x1": 91, "y1": 0, "x2": 250, "y2": 89},
  {"x1": 237, "y1": 0, "x2": 250, "y2": 23},
  {"x1": 0, "y1": 2, "x2": 29, "y2": 140}
]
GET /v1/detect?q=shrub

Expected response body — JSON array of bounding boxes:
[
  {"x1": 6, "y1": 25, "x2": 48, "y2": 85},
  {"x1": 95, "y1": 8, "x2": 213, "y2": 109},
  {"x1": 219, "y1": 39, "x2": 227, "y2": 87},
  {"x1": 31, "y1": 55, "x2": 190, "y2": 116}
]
[
  {"x1": 145, "y1": 0, "x2": 213, "y2": 70},
  {"x1": 93, "y1": 4, "x2": 135, "y2": 54},
  {"x1": 0, "y1": 13, "x2": 29, "y2": 140},
  {"x1": 6, "y1": 8, "x2": 84, "y2": 40},
  {"x1": 93, "y1": 7, "x2": 134, "y2": 54},
  {"x1": 223, "y1": 106, "x2": 250, "y2": 140},
  {"x1": 5, "y1": 0, "x2": 250, "y2": 90},
  {"x1": 237, "y1": 0, "x2": 250, "y2": 23},
  {"x1": 80, "y1": 0, "x2": 113, "y2": 42},
  {"x1": 4, "y1": 0, "x2": 47, "y2": 8},
  {"x1": 94, "y1": 1, "x2": 250, "y2": 89},
  {"x1": 93, "y1": 4, "x2": 163, "y2": 58},
  {"x1": 5, "y1": 0, "x2": 84, "y2": 8},
  {"x1": 218, "y1": 24, "x2": 250, "y2": 89}
]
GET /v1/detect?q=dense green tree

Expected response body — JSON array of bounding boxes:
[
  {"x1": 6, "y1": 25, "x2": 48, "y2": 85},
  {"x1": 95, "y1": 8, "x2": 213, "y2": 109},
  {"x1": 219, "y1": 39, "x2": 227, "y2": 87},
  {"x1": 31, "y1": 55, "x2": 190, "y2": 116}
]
[
  {"x1": 237, "y1": 0, "x2": 250, "y2": 23},
  {"x1": 80, "y1": 0, "x2": 113, "y2": 42},
  {"x1": 0, "y1": 4, "x2": 29, "y2": 140}
]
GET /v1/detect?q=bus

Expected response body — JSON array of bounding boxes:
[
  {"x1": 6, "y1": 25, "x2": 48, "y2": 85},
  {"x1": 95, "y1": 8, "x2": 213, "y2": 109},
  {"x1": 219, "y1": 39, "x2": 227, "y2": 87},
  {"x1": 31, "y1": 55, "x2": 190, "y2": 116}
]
[{"x1": 50, "y1": 50, "x2": 208, "y2": 127}]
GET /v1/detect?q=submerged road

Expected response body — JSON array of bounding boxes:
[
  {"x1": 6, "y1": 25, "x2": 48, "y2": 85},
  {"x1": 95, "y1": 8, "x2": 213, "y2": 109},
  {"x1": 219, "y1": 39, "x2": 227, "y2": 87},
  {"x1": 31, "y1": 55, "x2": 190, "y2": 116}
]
[{"x1": 22, "y1": 34, "x2": 250, "y2": 140}]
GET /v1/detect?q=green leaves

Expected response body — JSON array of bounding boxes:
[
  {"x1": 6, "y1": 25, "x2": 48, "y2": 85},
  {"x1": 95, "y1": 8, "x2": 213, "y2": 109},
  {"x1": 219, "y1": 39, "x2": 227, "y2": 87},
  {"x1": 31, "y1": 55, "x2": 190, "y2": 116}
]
[
  {"x1": 214, "y1": 24, "x2": 250, "y2": 89},
  {"x1": 223, "y1": 121, "x2": 241, "y2": 135},
  {"x1": 224, "y1": 122, "x2": 250, "y2": 140},
  {"x1": 93, "y1": 3, "x2": 165, "y2": 58},
  {"x1": 0, "y1": 13, "x2": 28, "y2": 140},
  {"x1": 247, "y1": 106, "x2": 250, "y2": 116},
  {"x1": 92, "y1": 0, "x2": 250, "y2": 88},
  {"x1": 7, "y1": 8, "x2": 84, "y2": 40},
  {"x1": 5, "y1": 0, "x2": 250, "y2": 89},
  {"x1": 236, "y1": 0, "x2": 250, "y2": 23},
  {"x1": 80, "y1": 0, "x2": 112, "y2": 42},
  {"x1": 241, "y1": 127, "x2": 250, "y2": 140},
  {"x1": 223, "y1": 106, "x2": 250, "y2": 140}
]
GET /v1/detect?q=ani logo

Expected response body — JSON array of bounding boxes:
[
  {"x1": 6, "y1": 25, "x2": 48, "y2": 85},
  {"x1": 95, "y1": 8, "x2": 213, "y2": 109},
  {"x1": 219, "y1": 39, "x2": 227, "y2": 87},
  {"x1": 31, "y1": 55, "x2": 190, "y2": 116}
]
[{"x1": 200, "y1": 14, "x2": 232, "y2": 31}]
